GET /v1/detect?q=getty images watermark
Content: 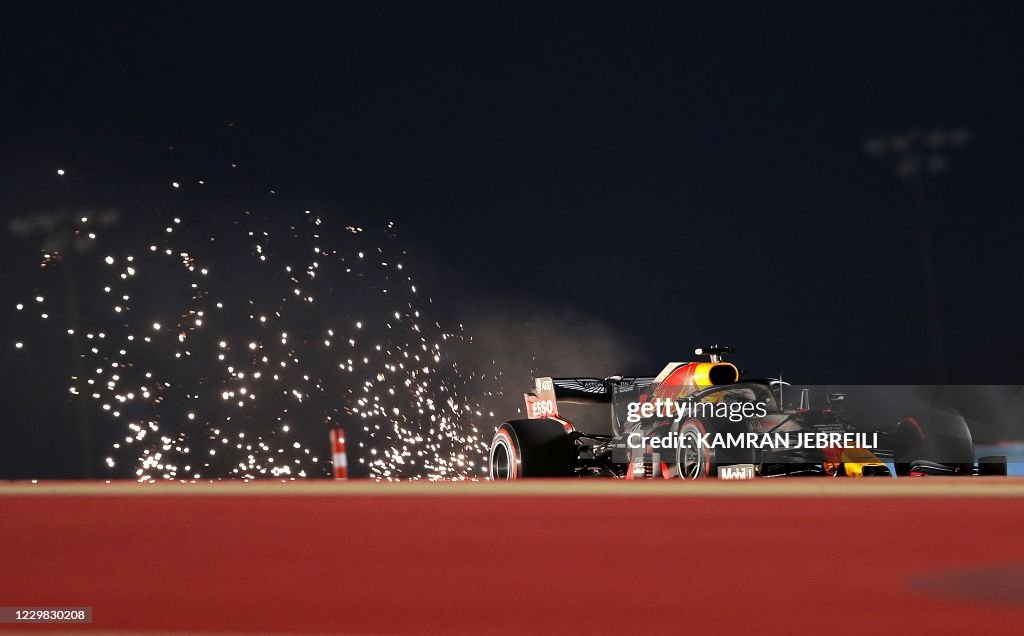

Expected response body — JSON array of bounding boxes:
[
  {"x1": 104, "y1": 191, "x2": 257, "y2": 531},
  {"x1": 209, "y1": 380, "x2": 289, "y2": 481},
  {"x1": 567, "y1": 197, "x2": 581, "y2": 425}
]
[
  {"x1": 626, "y1": 397, "x2": 768, "y2": 424},
  {"x1": 624, "y1": 398, "x2": 879, "y2": 450}
]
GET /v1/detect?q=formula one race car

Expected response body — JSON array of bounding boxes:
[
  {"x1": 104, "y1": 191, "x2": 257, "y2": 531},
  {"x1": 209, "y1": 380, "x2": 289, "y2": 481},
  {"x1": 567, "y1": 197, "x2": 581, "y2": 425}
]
[{"x1": 488, "y1": 346, "x2": 1008, "y2": 479}]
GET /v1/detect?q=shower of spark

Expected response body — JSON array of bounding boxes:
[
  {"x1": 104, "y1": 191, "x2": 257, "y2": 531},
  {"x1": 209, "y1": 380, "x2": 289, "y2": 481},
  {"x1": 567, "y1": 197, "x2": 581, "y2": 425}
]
[{"x1": 13, "y1": 184, "x2": 501, "y2": 481}]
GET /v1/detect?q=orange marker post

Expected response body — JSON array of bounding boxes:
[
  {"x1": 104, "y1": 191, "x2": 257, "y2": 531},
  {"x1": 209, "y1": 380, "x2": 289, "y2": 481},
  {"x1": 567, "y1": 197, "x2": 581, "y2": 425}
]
[{"x1": 330, "y1": 428, "x2": 348, "y2": 480}]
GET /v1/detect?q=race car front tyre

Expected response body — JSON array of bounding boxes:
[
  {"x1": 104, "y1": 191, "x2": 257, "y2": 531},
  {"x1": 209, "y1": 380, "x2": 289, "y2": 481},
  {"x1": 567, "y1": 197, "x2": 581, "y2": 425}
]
[
  {"x1": 674, "y1": 418, "x2": 757, "y2": 479},
  {"x1": 893, "y1": 408, "x2": 974, "y2": 476},
  {"x1": 489, "y1": 419, "x2": 576, "y2": 479},
  {"x1": 675, "y1": 420, "x2": 714, "y2": 479},
  {"x1": 978, "y1": 455, "x2": 1008, "y2": 476}
]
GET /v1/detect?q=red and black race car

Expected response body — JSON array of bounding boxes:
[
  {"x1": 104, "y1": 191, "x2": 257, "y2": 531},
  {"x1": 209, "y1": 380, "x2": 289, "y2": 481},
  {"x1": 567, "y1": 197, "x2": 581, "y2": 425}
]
[{"x1": 488, "y1": 346, "x2": 1008, "y2": 479}]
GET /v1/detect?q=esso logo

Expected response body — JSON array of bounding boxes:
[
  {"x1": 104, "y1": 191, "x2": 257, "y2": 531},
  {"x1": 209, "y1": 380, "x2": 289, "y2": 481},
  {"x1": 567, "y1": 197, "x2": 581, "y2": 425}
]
[{"x1": 530, "y1": 399, "x2": 556, "y2": 418}]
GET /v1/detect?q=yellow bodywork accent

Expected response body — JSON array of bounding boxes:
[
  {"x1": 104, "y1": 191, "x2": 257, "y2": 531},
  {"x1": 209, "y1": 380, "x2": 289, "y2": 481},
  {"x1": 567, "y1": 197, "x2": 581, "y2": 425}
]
[
  {"x1": 692, "y1": 362, "x2": 739, "y2": 389},
  {"x1": 841, "y1": 448, "x2": 887, "y2": 477}
]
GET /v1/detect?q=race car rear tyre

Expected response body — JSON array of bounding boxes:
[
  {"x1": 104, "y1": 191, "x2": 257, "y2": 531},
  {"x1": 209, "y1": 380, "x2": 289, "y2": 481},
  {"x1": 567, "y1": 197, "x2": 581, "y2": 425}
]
[
  {"x1": 489, "y1": 420, "x2": 576, "y2": 479},
  {"x1": 893, "y1": 408, "x2": 974, "y2": 476}
]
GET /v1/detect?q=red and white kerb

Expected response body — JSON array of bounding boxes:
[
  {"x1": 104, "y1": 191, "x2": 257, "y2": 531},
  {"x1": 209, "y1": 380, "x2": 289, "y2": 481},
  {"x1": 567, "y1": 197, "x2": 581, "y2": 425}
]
[{"x1": 330, "y1": 428, "x2": 348, "y2": 480}]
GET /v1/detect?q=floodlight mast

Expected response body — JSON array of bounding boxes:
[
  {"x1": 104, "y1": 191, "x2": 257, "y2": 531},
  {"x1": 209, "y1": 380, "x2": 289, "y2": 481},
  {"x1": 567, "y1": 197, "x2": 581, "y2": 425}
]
[{"x1": 863, "y1": 128, "x2": 970, "y2": 384}]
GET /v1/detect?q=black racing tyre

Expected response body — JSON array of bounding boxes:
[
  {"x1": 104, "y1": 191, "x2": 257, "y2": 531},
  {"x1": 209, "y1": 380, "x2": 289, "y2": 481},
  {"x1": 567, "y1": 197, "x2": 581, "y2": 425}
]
[
  {"x1": 675, "y1": 419, "x2": 715, "y2": 479},
  {"x1": 673, "y1": 417, "x2": 756, "y2": 479},
  {"x1": 978, "y1": 455, "x2": 1008, "y2": 476},
  {"x1": 893, "y1": 408, "x2": 974, "y2": 476},
  {"x1": 489, "y1": 419, "x2": 576, "y2": 479}
]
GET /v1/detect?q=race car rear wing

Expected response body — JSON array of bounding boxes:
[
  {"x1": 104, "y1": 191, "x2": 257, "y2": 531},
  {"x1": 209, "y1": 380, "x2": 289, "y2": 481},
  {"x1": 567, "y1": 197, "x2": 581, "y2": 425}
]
[{"x1": 524, "y1": 376, "x2": 656, "y2": 419}]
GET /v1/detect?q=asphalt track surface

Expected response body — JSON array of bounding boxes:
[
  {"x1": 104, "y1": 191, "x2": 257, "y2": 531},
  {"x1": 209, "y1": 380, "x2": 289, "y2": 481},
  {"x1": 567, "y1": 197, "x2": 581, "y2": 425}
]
[{"x1": 2, "y1": 479, "x2": 1024, "y2": 634}]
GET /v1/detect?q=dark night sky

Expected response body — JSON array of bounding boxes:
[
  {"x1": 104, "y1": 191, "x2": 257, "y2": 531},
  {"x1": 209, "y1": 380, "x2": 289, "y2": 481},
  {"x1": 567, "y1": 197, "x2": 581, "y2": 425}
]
[{"x1": 2, "y1": 2, "x2": 1024, "y2": 475}]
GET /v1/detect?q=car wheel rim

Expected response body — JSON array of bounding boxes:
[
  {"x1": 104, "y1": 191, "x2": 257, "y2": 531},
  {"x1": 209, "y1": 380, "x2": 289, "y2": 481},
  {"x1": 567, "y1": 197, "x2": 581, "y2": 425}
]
[
  {"x1": 678, "y1": 430, "x2": 703, "y2": 479},
  {"x1": 490, "y1": 439, "x2": 513, "y2": 480}
]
